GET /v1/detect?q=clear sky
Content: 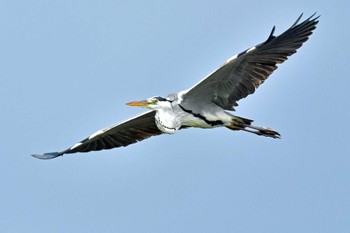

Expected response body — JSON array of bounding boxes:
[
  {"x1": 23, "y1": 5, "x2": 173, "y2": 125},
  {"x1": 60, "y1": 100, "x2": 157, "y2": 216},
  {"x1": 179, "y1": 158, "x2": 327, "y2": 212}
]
[{"x1": 1, "y1": 1, "x2": 349, "y2": 232}]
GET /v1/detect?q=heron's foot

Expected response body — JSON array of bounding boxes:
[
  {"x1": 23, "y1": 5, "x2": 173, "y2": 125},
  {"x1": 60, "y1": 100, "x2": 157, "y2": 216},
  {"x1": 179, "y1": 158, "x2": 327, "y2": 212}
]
[{"x1": 243, "y1": 125, "x2": 281, "y2": 139}]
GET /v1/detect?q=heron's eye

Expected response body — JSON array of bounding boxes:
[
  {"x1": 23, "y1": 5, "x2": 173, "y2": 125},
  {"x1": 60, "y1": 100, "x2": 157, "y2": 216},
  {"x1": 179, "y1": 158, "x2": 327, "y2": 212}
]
[{"x1": 148, "y1": 98, "x2": 158, "y2": 104}]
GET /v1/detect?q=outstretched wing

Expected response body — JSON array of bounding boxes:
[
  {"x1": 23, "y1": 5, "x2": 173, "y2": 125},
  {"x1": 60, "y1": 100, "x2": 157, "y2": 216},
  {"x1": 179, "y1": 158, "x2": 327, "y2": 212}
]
[
  {"x1": 32, "y1": 111, "x2": 163, "y2": 159},
  {"x1": 181, "y1": 14, "x2": 319, "y2": 111}
]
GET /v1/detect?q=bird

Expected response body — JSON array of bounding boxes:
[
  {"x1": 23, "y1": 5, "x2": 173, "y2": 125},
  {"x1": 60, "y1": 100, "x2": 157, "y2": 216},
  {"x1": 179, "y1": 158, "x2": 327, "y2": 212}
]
[{"x1": 32, "y1": 13, "x2": 319, "y2": 160}]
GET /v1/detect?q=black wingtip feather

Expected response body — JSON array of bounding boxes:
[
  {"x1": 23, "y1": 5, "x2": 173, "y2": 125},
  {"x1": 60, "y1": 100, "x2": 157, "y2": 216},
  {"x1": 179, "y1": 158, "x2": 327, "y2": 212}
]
[
  {"x1": 290, "y1": 13, "x2": 304, "y2": 28},
  {"x1": 307, "y1": 12, "x2": 320, "y2": 21},
  {"x1": 264, "y1": 26, "x2": 276, "y2": 44}
]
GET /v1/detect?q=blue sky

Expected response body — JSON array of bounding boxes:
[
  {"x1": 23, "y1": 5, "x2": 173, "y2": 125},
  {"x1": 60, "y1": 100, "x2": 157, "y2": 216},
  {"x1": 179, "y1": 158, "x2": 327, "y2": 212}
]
[{"x1": 1, "y1": 1, "x2": 349, "y2": 232}]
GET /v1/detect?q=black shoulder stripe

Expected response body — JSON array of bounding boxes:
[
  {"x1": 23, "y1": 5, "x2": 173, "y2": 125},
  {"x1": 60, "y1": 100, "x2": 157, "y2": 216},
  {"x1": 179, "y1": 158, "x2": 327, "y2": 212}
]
[{"x1": 179, "y1": 105, "x2": 223, "y2": 126}]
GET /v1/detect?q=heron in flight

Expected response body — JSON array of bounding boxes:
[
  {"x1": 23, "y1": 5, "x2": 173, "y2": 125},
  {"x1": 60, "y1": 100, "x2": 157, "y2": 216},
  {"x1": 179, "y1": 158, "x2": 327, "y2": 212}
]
[{"x1": 32, "y1": 14, "x2": 319, "y2": 159}]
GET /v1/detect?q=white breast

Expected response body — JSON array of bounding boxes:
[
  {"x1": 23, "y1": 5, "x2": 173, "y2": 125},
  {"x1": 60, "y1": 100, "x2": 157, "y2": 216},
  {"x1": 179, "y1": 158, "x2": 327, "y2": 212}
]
[
  {"x1": 155, "y1": 117, "x2": 177, "y2": 134},
  {"x1": 155, "y1": 111, "x2": 179, "y2": 134}
]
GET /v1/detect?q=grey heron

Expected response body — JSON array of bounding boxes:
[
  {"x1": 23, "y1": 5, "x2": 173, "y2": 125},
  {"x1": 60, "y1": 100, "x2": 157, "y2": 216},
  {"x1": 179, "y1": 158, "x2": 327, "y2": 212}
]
[{"x1": 32, "y1": 14, "x2": 319, "y2": 159}]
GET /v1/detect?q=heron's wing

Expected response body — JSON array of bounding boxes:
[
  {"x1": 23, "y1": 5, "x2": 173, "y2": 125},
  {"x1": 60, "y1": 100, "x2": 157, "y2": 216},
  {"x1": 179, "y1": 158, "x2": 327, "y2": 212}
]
[
  {"x1": 32, "y1": 111, "x2": 163, "y2": 159},
  {"x1": 181, "y1": 14, "x2": 319, "y2": 111}
]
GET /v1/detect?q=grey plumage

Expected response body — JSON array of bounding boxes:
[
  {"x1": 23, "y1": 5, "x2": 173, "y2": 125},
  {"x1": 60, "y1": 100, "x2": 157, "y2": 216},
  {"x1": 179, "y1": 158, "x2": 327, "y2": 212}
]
[
  {"x1": 181, "y1": 13, "x2": 319, "y2": 111},
  {"x1": 32, "y1": 14, "x2": 319, "y2": 160},
  {"x1": 32, "y1": 111, "x2": 162, "y2": 159}
]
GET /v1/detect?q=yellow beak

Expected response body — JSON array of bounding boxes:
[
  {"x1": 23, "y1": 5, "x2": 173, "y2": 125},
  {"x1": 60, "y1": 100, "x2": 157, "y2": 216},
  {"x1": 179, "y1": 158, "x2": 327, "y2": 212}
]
[{"x1": 126, "y1": 100, "x2": 150, "y2": 107}]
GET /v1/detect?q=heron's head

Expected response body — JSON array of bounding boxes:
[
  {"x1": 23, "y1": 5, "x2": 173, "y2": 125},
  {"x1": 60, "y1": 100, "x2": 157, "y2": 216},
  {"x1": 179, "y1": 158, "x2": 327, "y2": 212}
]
[{"x1": 126, "y1": 96, "x2": 172, "y2": 110}]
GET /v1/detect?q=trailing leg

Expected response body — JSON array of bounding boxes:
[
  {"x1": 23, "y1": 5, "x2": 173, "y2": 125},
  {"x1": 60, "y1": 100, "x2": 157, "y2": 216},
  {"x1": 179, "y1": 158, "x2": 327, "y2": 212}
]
[
  {"x1": 242, "y1": 125, "x2": 281, "y2": 139},
  {"x1": 226, "y1": 116, "x2": 281, "y2": 139}
]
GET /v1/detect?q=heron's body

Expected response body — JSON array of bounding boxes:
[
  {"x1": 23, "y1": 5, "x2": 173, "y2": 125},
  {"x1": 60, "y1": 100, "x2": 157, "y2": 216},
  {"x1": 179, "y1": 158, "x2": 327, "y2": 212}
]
[
  {"x1": 32, "y1": 14, "x2": 319, "y2": 160},
  {"x1": 152, "y1": 95, "x2": 228, "y2": 132},
  {"x1": 143, "y1": 94, "x2": 276, "y2": 136}
]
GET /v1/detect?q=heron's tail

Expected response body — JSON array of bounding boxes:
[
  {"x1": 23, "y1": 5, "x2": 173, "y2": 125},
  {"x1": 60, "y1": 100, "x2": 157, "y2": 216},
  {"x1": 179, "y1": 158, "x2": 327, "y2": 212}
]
[{"x1": 226, "y1": 116, "x2": 281, "y2": 139}]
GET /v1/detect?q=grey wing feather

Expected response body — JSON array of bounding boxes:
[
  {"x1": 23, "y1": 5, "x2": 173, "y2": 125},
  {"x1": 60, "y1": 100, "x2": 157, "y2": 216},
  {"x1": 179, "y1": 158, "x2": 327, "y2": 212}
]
[
  {"x1": 181, "y1": 13, "x2": 319, "y2": 111},
  {"x1": 32, "y1": 111, "x2": 162, "y2": 159}
]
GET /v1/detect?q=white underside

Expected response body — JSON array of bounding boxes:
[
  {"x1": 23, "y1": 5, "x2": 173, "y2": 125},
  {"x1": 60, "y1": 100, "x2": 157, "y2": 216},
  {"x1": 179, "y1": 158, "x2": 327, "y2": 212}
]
[{"x1": 155, "y1": 108, "x2": 233, "y2": 134}]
